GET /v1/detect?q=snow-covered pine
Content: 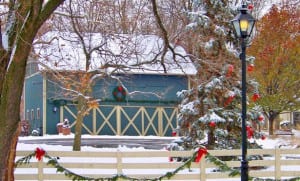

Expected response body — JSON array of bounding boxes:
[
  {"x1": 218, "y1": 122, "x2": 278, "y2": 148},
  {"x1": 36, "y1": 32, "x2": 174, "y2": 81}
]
[{"x1": 174, "y1": 0, "x2": 265, "y2": 151}]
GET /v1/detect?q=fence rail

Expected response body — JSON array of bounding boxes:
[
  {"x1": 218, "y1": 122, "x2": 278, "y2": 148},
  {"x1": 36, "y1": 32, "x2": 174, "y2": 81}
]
[{"x1": 15, "y1": 148, "x2": 300, "y2": 181}]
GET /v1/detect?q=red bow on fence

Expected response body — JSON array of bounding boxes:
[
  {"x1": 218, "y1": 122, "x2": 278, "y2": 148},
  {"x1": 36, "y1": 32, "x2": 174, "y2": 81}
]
[
  {"x1": 195, "y1": 148, "x2": 208, "y2": 163},
  {"x1": 35, "y1": 147, "x2": 45, "y2": 161}
]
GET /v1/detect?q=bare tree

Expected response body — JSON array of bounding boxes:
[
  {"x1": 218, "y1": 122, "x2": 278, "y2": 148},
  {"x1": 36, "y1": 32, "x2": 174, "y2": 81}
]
[{"x1": 34, "y1": 0, "x2": 193, "y2": 151}]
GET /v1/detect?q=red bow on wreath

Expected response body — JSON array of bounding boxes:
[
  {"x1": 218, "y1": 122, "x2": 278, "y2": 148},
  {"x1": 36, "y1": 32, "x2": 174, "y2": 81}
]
[
  {"x1": 35, "y1": 147, "x2": 45, "y2": 161},
  {"x1": 195, "y1": 148, "x2": 208, "y2": 163}
]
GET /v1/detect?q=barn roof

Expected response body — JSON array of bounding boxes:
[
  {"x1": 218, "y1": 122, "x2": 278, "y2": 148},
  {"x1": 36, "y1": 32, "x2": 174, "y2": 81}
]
[{"x1": 33, "y1": 31, "x2": 197, "y2": 75}]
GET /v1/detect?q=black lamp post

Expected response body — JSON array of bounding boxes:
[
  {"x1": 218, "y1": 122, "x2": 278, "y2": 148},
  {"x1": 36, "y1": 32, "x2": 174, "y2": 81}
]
[{"x1": 231, "y1": 4, "x2": 256, "y2": 181}]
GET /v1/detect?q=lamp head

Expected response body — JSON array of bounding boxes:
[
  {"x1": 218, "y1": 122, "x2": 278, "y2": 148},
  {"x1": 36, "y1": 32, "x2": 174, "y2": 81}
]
[{"x1": 231, "y1": 4, "x2": 256, "y2": 38}]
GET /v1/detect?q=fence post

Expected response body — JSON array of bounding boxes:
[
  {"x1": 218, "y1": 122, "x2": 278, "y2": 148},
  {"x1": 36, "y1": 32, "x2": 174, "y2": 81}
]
[
  {"x1": 275, "y1": 148, "x2": 281, "y2": 180},
  {"x1": 37, "y1": 159, "x2": 44, "y2": 181},
  {"x1": 200, "y1": 157, "x2": 206, "y2": 181},
  {"x1": 116, "y1": 150, "x2": 122, "y2": 176}
]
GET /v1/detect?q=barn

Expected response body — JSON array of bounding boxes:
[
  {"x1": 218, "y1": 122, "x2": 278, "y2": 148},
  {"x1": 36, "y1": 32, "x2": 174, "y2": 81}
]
[{"x1": 23, "y1": 32, "x2": 196, "y2": 136}]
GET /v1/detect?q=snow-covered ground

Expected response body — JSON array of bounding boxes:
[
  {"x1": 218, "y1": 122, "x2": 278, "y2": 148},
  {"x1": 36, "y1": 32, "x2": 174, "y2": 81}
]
[
  {"x1": 256, "y1": 129, "x2": 300, "y2": 149},
  {"x1": 17, "y1": 129, "x2": 300, "y2": 151},
  {"x1": 17, "y1": 134, "x2": 175, "y2": 151}
]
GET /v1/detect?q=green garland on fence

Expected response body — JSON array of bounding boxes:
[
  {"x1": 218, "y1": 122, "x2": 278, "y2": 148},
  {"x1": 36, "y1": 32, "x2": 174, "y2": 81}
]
[
  {"x1": 205, "y1": 153, "x2": 240, "y2": 177},
  {"x1": 16, "y1": 148, "x2": 199, "y2": 181},
  {"x1": 15, "y1": 148, "x2": 300, "y2": 181}
]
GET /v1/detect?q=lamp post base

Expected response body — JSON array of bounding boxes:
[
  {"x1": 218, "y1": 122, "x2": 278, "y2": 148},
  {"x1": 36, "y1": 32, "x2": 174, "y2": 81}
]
[{"x1": 241, "y1": 160, "x2": 249, "y2": 181}]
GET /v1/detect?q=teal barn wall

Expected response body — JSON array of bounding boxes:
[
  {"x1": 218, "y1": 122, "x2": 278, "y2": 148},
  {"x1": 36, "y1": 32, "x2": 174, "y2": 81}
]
[
  {"x1": 24, "y1": 73, "x2": 44, "y2": 135},
  {"x1": 25, "y1": 72, "x2": 189, "y2": 136}
]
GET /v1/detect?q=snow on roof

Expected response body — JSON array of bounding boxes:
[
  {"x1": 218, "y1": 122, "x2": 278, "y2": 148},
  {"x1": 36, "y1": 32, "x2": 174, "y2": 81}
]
[{"x1": 33, "y1": 31, "x2": 197, "y2": 75}]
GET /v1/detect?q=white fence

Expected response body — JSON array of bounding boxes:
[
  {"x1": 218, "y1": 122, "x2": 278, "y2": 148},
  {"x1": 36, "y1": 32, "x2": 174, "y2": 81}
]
[{"x1": 15, "y1": 148, "x2": 300, "y2": 181}]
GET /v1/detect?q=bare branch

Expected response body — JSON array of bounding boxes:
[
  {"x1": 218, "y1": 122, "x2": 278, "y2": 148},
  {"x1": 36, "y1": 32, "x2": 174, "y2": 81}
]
[{"x1": 151, "y1": 0, "x2": 172, "y2": 73}]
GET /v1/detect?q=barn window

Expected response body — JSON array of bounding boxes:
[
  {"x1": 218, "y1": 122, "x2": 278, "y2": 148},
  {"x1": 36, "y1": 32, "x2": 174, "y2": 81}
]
[
  {"x1": 26, "y1": 110, "x2": 30, "y2": 120},
  {"x1": 31, "y1": 109, "x2": 34, "y2": 120},
  {"x1": 37, "y1": 108, "x2": 40, "y2": 120}
]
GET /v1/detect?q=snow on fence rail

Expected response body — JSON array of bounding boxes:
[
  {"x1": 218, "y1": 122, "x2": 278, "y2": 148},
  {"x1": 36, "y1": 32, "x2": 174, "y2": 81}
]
[{"x1": 15, "y1": 148, "x2": 300, "y2": 181}]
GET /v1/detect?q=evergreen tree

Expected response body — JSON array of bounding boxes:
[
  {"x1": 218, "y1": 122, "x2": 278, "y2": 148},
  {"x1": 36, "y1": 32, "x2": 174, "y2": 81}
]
[
  {"x1": 175, "y1": 1, "x2": 266, "y2": 151},
  {"x1": 177, "y1": 65, "x2": 265, "y2": 150}
]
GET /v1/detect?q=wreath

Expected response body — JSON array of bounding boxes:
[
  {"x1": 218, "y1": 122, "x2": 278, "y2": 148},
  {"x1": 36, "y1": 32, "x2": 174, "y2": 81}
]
[{"x1": 112, "y1": 86, "x2": 126, "y2": 101}]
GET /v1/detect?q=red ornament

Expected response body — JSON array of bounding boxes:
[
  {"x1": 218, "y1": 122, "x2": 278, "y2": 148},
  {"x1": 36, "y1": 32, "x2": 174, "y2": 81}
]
[
  {"x1": 209, "y1": 121, "x2": 216, "y2": 128},
  {"x1": 248, "y1": 4, "x2": 254, "y2": 11},
  {"x1": 226, "y1": 64, "x2": 234, "y2": 77},
  {"x1": 252, "y1": 93, "x2": 260, "y2": 102},
  {"x1": 247, "y1": 64, "x2": 254, "y2": 72},
  {"x1": 35, "y1": 147, "x2": 45, "y2": 161},
  {"x1": 258, "y1": 115, "x2": 264, "y2": 121},
  {"x1": 246, "y1": 126, "x2": 254, "y2": 139},
  {"x1": 224, "y1": 95, "x2": 235, "y2": 107},
  {"x1": 195, "y1": 148, "x2": 208, "y2": 163},
  {"x1": 261, "y1": 135, "x2": 266, "y2": 140}
]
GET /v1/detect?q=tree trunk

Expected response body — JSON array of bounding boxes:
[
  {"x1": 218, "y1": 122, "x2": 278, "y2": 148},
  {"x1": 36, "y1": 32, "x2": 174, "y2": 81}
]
[
  {"x1": 0, "y1": 1, "x2": 65, "y2": 179},
  {"x1": 0, "y1": 41, "x2": 31, "y2": 181},
  {"x1": 6, "y1": 127, "x2": 20, "y2": 181},
  {"x1": 268, "y1": 111, "x2": 279, "y2": 136},
  {"x1": 73, "y1": 96, "x2": 87, "y2": 151},
  {"x1": 207, "y1": 129, "x2": 215, "y2": 149},
  {"x1": 73, "y1": 114, "x2": 84, "y2": 151},
  {"x1": 268, "y1": 118, "x2": 275, "y2": 135}
]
